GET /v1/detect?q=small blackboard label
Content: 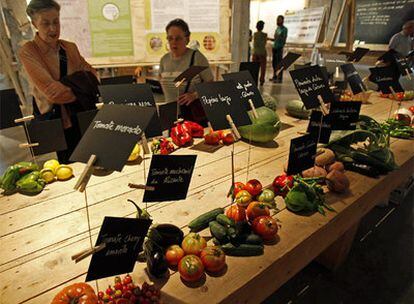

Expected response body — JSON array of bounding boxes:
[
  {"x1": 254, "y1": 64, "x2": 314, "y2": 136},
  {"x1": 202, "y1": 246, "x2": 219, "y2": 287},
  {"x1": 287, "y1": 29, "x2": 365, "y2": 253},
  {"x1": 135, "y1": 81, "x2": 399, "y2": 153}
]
[
  {"x1": 329, "y1": 102, "x2": 361, "y2": 130},
  {"x1": 26, "y1": 119, "x2": 67, "y2": 155},
  {"x1": 306, "y1": 110, "x2": 332, "y2": 144},
  {"x1": 369, "y1": 66, "x2": 404, "y2": 94},
  {"x1": 174, "y1": 66, "x2": 207, "y2": 83},
  {"x1": 77, "y1": 110, "x2": 98, "y2": 135},
  {"x1": 347, "y1": 47, "x2": 369, "y2": 62},
  {"x1": 340, "y1": 63, "x2": 365, "y2": 94},
  {"x1": 99, "y1": 83, "x2": 162, "y2": 138},
  {"x1": 70, "y1": 104, "x2": 153, "y2": 171},
  {"x1": 239, "y1": 62, "x2": 260, "y2": 86},
  {"x1": 222, "y1": 70, "x2": 265, "y2": 110},
  {"x1": 289, "y1": 65, "x2": 335, "y2": 110},
  {"x1": 196, "y1": 81, "x2": 251, "y2": 130},
  {"x1": 0, "y1": 89, "x2": 23, "y2": 130},
  {"x1": 276, "y1": 52, "x2": 301, "y2": 71},
  {"x1": 157, "y1": 102, "x2": 178, "y2": 131},
  {"x1": 287, "y1": 134, "x2": 318, "y2": 175},
  {"x1": 394, "y1": 56, "x2": 412, "y2": 76},
  {"x1": 86, "y1": 216, "x2": 152, "y2": 281},
  {"x1": 143, "y1": 155, "x2": 197, "y2": 202}
]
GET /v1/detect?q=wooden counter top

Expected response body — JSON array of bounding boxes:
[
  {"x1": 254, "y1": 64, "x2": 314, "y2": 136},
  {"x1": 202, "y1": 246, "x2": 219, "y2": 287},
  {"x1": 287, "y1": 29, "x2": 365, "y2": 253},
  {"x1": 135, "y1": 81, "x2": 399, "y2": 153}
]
[{"x1": 1, "y1": 94, "x2": 413, "y2": 304}]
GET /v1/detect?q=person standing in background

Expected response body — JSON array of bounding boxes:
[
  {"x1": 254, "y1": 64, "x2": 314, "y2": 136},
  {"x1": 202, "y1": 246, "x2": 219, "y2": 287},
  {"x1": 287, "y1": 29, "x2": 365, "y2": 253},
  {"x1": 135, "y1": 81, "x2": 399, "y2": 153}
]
[
  {"x1": 389, "y1": 20, "x2": 414, "y2": 57},
  {"x1": 252, "y1": 21, "x2": 267, "y2": 86},
  {"x1": 248, "y1": 29, "x2": 253, "y2": 62},
  {"x1": 269, "y1": 15, "x2": 287, "y2": 83}
]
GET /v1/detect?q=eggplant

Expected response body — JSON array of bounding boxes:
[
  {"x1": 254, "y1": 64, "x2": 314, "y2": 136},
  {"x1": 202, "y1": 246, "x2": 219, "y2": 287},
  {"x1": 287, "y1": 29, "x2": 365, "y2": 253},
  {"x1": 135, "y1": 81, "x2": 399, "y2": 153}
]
[
  {"x1": 343, "y1": 162, "x2": 380, "y2": 178},
  {"x1": 147, "y1": 250, "x2": 168, "y2": 278},
  {"x1": 152, "y1": 224, "x2": 184, "y2": 248}
]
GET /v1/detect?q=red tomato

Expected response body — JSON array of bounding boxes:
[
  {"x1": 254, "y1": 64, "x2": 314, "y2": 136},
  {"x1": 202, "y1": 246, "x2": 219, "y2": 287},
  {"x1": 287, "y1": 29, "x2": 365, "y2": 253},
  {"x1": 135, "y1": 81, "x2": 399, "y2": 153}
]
[
  {"x1": 246, "y1": 201, "x2": 270, "y2": 221},
  {"x1": 244, "y1": 179, "x2": 263, "y2": 196},
  {"x1": 234, "y1": 189, "x2": 253, "y2": 208},
  {"x1": 225, "y1": 205, "x2": 247, "y2": 222},
  {"x1": 204, "y1": 131, "x2": 221, "y2": 145},
  {"x1": 222, "y1": 133, "x2": 235, "y2": 145},
  {"x1": 233, "y1": 182, "x2": 245, "y2": 197},
  {"x1": 181, "y1": 233, "x2": 207, "y2": 256},
  {"x1": 252, "y1": 216, "x2": 278, "y2": 241},
  {"x1": 165, "y1": 245, "x2": 185, "y2": 266},
  {"x1": 200, "y1": 246, "x2": 226, "y2": 273},
  {"x1": 178, "y1": 255, "x2": 204, "y2": 282},
  {"x1": 409, "y1": 106, "x2": 414, "y2": 115}
]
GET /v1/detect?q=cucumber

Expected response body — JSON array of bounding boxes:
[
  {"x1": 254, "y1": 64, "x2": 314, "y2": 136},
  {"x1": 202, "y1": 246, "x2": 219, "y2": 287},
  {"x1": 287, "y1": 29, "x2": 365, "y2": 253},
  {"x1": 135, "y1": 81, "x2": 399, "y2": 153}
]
[
  {"x1": 216, "y1": 214, "x2": 235, "y2": 227},
  {"x1": 212, "y1": 237, "x2": 224, "y2": 246},
  {"x1": 221, "y1": 243, "x2": 264, "y2": 256},
  {"x1": 244, "y1": 233, "x2": 263, "y2": 245},
  {"x1": 227, "y1": 227, "x2": 237, "y2": 239},
  {"x1": 209, "y1": 221, "x2": 228, "y2": 241},
  {"x1": 188, "y1": 208, "x2": 224, "y2": 232},
  {"x1": 286, "y1": 100, "x2": 311, "y2": 119}
]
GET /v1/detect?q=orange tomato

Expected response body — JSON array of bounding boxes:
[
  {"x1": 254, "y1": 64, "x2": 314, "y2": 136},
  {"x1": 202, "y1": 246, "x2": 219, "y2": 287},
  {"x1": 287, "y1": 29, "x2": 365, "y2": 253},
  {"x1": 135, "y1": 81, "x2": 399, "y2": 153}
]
[{"x1": 165, "y1": 245, "x2": 185, "y2": 266}]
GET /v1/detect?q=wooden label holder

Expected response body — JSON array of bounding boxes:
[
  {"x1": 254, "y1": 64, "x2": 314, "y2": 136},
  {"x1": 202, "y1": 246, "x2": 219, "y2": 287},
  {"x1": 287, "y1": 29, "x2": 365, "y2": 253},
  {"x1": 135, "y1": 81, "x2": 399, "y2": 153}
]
[
  {"x1": 226, "y1": 114, "x2": 241, "y2": 140},
  {"x1": 141, "y1": 132, "x2": 150, "y2": 155},
  {"x1": 128, "y1": 183, "x2": 155, "y2": 191},
  {"x1": 71, "y1": 243, "x2": 106, "y2": 263},
  {"x1": 14, "y1": 115, "x2": 39, "y2": 159},
  {"x1": 248, "y1": 99, "x2": 259, "y2": 119},
  {"x1": 74, "y1": 154, "x2": 97, "y2": 193},
  {"x1": 405, "y1": 69, "x2": 412, "y2": 80}
]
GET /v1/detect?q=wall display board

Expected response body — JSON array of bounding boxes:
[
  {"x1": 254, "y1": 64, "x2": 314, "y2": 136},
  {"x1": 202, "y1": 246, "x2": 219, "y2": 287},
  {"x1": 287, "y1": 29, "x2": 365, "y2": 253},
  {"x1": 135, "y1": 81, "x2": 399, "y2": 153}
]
[
  {"x1": 339, "y1": 0, "x2": 414, "y2": 46},
  {"x1": 283, "y1": 7, "x2": 326, "y2": 45},
  {"x1": 56, "y1": 0, "x2": 231, "y2": 66}
]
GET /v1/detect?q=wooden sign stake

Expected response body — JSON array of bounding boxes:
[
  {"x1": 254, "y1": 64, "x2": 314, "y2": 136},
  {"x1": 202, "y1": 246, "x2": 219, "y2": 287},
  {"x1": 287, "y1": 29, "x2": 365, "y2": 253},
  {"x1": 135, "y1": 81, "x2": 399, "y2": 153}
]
[
  {"x1": 359, "y1": 83, "x2": 366, "y2": 92},
  {"x1": 226, "y1": 114, "x2": 241, "y2": 140},
  {"x1": 74, "y1": 154, "x2": 97, "y2": 192},
  {"x1": 141, "y1": 133, "x2": 150, "y2": 155},
  {"x1": 207, "y1": 122, "x2": 214, "y2": 133},
  {"x1": 405, "y1": 69, "x2": 412, "y2": 80},
  {"x1": 317, "y1": 95, "x2": 329, "y2": 116},
  {"x1": 18, "y1": 142, "x2": 39, "y2": 149},
  {"x1": 14, "y1": 115, "x2": 34, "y2": 124},
  {"x1": 72, "y1": 243, "x2": 106, "y2": 263},
  {"x1": 175, "y1": 77, "x2": 186, "y2": 88},
  {"x1": 128, "y1": 183, "x2": 155, "y2": 191},
  {"x1": 248, "y1": 99, "x2": 259, "y2": 119}
]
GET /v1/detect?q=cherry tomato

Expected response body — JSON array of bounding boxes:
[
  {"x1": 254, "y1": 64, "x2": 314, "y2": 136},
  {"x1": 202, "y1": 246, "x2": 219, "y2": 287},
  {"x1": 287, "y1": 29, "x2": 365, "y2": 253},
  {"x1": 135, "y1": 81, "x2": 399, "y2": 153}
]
[
  {"x1": 273, "y1": 174, "x2": 294, "y2": 197},
  {"x1": 178, "y1": 255, "x2": 204, "y2": 282},
  {"x1": 246, "y1": 201, "x2": 270, "y2": 221},
  {"x1": 106, "y1": 286, "x2": 114, "y2": 295},
  {"x1": 200, "y1": 246, "x2": 226, "y2": 273},
  {"x1": 181, "y1": 233, "x2": 207, "y2": 256},
  {"x1": 165, "y1": 245, "x2": 185, "y2": 266},
  {"x1": 122, "y1": 274, "x2": 132, "y2": 285},
  {"x1": 409, "y1": 106, "x2": 414, "y2": 115},
  {"x1": 222, "y1": 133, "x2": 235, "y2": 145},
  {"x1": 244, "y1": 179, "x2": 263, "y2": 196},
  {"x1": 252, "y1": 215, "x2": 278, "y2": 241},
  {"x1": 114, "y1": 282, "x2": 123, "y2": 290},
  {"x1": 234, "y1": 189, "x2": 253, "y2": 208},
  {"x1": 226, "y1": 205, "x2": 247, "y2": 222},
  {"x1": 204, "y1": 131, "x2": 221, "y2": 145},
  {"x1": 233, "y1": 182, "x2": 245, "y2": 197}
]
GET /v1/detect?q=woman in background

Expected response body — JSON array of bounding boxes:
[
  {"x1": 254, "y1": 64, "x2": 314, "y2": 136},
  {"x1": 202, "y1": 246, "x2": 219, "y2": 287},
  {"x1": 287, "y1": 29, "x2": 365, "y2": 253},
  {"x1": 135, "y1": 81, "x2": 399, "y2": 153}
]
[
  {"x1": 252, "y1": 20, "x2": 267, "y2": 86},
  {"x1": 159, "y1": 18, "x2": 213, "y2": 126}
]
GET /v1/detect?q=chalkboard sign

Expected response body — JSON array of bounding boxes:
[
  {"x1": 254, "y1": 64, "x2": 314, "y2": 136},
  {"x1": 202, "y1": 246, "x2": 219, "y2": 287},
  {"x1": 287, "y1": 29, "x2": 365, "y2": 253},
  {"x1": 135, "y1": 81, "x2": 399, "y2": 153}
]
[
  {"x1": 0, "y1": 89, "x2": 22, "y2": 130},
  {"x1": 100, "y1": 75, "x2": 136, "y2": 85},
  {"x1": 70, "y1": 104, "x2": 153, "y2": 171},
  {"x1": 289, "y1": 65, "x2": 335, "y2": 109},
  {"x1": 99, "y1": 83, "x2": 162, "y2": 138},
  {"x1": 195, "y1": 81, "x2": 251, "y2": 131},
  {"x1": 340, "y1": 0, "x2": 414, "y2": 45},
  {"x1": 276, "y1": 52, "x2": 302, "y2": 71},
  {"x1": 26, "y1": 119, "x2": 67, "y2": 155},
  {"x1": 340, "y1": 63, "x2": 365, "y2": 94},
  {"x1": 222, "y1": 70, "x2": 265, "y2": 110},
  {"x1": 369, "y1": 66, "x2": 404, "y2": 94},
  {"x1": 287, "y1": 134, "x2": 318, "y2": 175},
  {"x1": 143, "y1": 155, "x2": 197, "y2": 202},
  {"x1": 239, "y1": 62, "x2": 260, "y2": 86},
  {"x1": 306, "y1": 110, "x2": 332, "y2": 144},
  {"x1": 157, "y1": 102, "x2": 178, "y2": 131},
  {"x1": 86, "y1": 216, "x2": 152, "y2": 281},
  {"x1": 77, "y1": 109, "x2": 98, "y2": 135},
  {"x1": 174, "y1": 66, "x2": 207, "y2": 83},
  {"x1": 329, "y1": 102, "x2": 362, "y2": 130},
  {"x1": 340, "y1": 47, "x2": 370, "y2": 63}
]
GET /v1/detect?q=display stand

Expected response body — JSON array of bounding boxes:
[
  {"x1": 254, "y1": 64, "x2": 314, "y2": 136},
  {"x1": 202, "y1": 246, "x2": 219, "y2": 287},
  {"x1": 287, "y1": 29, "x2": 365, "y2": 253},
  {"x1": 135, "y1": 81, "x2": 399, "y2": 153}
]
[{"x1": 14, "y1": 115, "x2": 38, "y2": 163}]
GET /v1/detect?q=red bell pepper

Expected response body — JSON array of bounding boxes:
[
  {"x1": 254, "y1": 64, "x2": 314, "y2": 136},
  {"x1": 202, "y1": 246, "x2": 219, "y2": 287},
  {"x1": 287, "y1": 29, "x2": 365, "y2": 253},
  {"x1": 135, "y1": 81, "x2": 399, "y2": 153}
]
[
  {"x1": 183, "y1": 121, "x2": 204, "y2": 138},
  {"x1": 272, "y1": 174, "x2": 294, "y2": 198},
  {"x1": 171, "y1": 121, "x2": 193, "y2": 147}
]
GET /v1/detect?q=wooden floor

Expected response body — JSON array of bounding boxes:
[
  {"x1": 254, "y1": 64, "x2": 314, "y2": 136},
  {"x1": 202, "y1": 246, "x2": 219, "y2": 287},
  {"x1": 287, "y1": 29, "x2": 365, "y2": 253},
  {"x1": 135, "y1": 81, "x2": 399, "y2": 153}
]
[{"x1": 0, "y1": 94, "x2": 413, "y2": 304}]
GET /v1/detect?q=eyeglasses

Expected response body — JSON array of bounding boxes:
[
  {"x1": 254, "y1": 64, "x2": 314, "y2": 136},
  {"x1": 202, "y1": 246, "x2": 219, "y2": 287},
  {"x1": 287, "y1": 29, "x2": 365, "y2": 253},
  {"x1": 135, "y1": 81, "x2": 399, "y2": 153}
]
[{"x1": 167, "y1": 35, "x2": 186, "y2": 42}]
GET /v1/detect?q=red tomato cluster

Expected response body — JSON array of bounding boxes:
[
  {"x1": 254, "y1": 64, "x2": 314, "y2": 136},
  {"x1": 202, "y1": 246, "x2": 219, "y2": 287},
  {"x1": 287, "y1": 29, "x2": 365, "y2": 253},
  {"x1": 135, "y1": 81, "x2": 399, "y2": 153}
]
[
  {"x1": 98, "y1": 274, "x2": 161, "y2": 304},
  {"x1": 204, "y1": 130, "x2": 235, "y2": 146},
  {"x1": 164, "y1": 233, "x2": 226, "y2": 282}
]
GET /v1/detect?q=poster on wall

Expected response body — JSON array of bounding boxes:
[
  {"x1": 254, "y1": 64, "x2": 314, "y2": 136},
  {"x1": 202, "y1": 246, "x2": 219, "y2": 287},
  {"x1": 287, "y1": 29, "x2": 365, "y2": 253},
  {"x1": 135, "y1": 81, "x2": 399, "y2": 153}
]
[{"x1": 284, "y1": 7, "x2": 325, "y2": 45}]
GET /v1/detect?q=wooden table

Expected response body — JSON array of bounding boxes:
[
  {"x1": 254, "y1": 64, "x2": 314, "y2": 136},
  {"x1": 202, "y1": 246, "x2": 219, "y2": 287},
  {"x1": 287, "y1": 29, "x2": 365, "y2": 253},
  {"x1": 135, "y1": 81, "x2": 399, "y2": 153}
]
[{"x1": 1, "y1": 94, "x2": 413, "y2": 304}]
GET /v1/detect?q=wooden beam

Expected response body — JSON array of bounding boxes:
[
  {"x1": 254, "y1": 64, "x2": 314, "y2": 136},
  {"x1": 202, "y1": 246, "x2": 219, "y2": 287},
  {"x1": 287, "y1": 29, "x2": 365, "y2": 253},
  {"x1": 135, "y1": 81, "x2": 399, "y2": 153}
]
[
  {"x1": 346, "y1": 0, "x2": 356, "y2": 51},
  {"x1": 329, "y1": 0, "x2": 348, "y2": 49},
  {"x1": 230, "y1": 0, "x2": 250, "y2": 72}
]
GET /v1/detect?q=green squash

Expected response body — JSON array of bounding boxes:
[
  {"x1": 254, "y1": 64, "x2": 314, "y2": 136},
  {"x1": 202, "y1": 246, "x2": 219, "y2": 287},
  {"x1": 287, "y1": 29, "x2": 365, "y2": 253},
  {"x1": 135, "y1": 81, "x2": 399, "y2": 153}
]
[
  {"x1": 286, "y1": 99, "x2": 311, "y2": 119},
  {"x1": 238, "y1": 106, "x2": 281, "y2": 143}
]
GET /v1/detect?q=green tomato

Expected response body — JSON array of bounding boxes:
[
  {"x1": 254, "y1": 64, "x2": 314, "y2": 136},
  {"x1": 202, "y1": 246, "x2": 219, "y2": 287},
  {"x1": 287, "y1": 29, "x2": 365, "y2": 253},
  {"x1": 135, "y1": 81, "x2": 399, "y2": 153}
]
[{"x1": 257, "y1": 188, "x2": 275, "y2": 203}]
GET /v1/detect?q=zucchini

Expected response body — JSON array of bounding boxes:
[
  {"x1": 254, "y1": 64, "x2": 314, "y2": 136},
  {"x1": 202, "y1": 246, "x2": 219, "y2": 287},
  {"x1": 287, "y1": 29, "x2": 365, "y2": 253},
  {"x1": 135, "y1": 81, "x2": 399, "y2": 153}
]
[
  {"x1": 244, "y1": 233, "x2": 263, "y2": 245},
  {"x1": 216, "y1": 214, "x2": 235, "y2": 227},
  {"x1": 221, "y1": 243, "x2": 264, "y2": 256},
  {"x1": 188, "y1": 208, "x2": 224, "y2": 232},
  {"x1": 227, "y1": 227, "x2": 237, "y2": 239},
  {"x1": 209, "y1": 221, "x2": 228, "y2": 241}
]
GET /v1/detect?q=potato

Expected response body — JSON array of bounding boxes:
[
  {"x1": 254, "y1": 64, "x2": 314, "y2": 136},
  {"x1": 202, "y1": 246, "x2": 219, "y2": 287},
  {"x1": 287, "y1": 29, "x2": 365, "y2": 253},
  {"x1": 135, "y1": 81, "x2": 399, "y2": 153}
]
[
  {"x1": 302, "y1": 166, "x2": 327, "y2": 178},
  {"x1": 326, "y1": 170, "x2": 350, "y2": 193},
  {"x1": 315, "y1": 148, "x2": 335, "y2": 167},
  {"x1": 328, "y1": 161, "x2": 345, "y2": 172}
]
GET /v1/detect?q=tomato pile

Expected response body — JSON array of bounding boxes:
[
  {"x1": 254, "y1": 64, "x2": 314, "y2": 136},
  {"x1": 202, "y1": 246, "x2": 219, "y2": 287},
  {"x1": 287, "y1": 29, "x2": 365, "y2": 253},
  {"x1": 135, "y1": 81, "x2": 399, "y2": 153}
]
[
  {"x1": 204, "y1": 130, "x2": 235, "y2": 145},
  {"x1": 97, "y1": 274, "x2": 161, "y2": 304}
]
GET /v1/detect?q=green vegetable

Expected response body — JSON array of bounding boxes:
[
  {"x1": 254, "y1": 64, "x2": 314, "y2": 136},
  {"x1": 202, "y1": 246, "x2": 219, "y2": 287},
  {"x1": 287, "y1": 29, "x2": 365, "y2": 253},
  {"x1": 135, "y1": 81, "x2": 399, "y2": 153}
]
[
  {"x1": 380, "y1": 118, "x2": 414, "y2": 139},
  {"x1": 286, "y1": 100, "x2": 311, "y2": 119},
  {"x1": 238, "y1": 106, "x2": 281, "y2": 143},
  {"x1": 15, "y1": 171, "x2": 45, "y2": 195},
  {"x1": 221, "y1": 243, "x2": 264, "y2": 256},
  {"x1": 257, "y1": 188, "x2": 275, "y2": 203},
  {"x1": 216, "y1": 214, "x2": 235, "y2": 228},
  {"x1": 0, "y1": 162, "x2": 40, "y2": 195},
  {"x1": 209, "y1": 221, "x2": 228, "y2": 242},
  {"x1": 188, "y1": 208, "x2": 224, "y2": 232},
  {"x1": 212, "y1": 237, "x2": 223, "y2": 246},
  {"x1": 244, "y1": 233, "x2": 264, "y2": 245},
  {"x1": 262, "y1": 93, "x2": 279, "y2": 111}
]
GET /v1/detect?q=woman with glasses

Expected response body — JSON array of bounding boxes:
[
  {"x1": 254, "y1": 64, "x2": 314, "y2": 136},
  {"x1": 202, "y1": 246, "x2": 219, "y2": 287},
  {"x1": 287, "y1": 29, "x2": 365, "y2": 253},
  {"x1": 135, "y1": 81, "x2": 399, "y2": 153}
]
[{"x1": 159, "y1": 19, "x2": 213, "y2": 126}]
